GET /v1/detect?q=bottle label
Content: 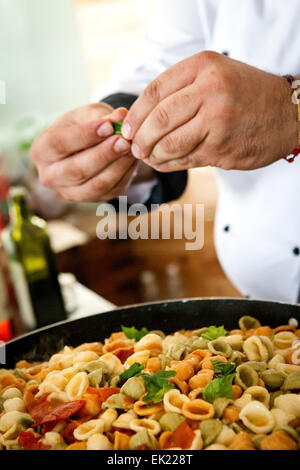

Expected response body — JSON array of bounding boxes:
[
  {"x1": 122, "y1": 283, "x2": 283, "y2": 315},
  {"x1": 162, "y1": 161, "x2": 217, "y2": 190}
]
[
  {"x1": 1, "y1": 230, "x2": 36, "y2": 330},
  {"x1": 9, "y1": 261, "x2": 36, "y2": 330}
]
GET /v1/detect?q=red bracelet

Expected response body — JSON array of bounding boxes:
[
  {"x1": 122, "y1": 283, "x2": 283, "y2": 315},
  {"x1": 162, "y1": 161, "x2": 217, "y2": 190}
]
[{"x1": 283, "y1": 75, "x2": 300, "y2": 163}]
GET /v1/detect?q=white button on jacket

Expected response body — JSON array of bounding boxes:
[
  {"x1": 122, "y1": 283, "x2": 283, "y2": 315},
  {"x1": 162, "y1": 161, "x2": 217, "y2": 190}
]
[{"x1": 96, "y1": 0, "x2": 300, "y2": 304}]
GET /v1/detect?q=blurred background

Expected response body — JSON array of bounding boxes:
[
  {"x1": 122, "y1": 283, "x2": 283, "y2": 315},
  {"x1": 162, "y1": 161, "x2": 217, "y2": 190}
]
[{"x1": 0, "y1": 0, "x2": 240, "y2": 337}]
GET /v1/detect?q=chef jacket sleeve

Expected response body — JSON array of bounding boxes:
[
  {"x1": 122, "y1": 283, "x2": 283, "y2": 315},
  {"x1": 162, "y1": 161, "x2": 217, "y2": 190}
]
[
  {"x1": 95, "y1": 0, "x2": 204, "y2": 206},
  {"x1": 93, "y1": 0, "x2": 206, "y2": 102}
]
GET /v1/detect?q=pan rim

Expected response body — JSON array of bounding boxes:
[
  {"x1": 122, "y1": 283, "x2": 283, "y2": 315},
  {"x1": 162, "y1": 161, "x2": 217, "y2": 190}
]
[{"x1": 5, "y1": 296, "x2": 300, "y2": 346}]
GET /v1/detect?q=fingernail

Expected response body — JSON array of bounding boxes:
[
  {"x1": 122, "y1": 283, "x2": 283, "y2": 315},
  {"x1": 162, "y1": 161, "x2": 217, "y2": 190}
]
[
  {"x1": 122, "y1": 122, "x2": 132, "y2": 139},
  {"x1": 97, "y1": 122, "x2": 113, "y2": 138},
  {"x1": 114, "y1": 138, "x2": 131, "y2": 154},
  {"x1": 131, "y1": 143, "x2": 143, "y2": 159}
]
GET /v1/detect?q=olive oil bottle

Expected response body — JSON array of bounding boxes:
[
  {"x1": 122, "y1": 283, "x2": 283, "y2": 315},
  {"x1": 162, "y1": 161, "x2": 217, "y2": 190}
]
[{"x1": 1, "y1": 187, "x2": 67, "y2": 330}]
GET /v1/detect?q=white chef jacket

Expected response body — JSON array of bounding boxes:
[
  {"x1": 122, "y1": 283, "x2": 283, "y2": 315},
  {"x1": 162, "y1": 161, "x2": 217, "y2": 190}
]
[{"x1": 95, "y1": 0, "x2": 300, "y2": 304}]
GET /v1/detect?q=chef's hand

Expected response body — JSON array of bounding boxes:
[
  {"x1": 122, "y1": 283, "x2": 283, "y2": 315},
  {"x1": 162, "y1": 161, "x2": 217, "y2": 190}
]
[
  {"x1": 122, "y1": 51, "x2": 299, "y2": 172},
  {"x1": 31, "y1": 104, "x2": 138, "y2": 202}
]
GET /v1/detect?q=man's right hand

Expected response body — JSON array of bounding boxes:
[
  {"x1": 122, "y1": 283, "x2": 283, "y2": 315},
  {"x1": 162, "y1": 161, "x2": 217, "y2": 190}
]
[{"x1": 31, "y1": 103, "x2": 138, "y2": 202}]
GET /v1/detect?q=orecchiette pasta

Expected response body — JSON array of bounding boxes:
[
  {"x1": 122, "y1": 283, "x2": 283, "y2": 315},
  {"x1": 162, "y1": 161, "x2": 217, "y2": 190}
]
[
  {"x1": 86, "y1": 433, "x2": 113, "y2": 450},
  {"x1": 2, "y1": 315, "x2": 300, "y2": 451},
  {"x1": 135, "y1": 334, "x2": 163, "y2": 356},
  {"x1": 274, "y1": 394, "x2": 300, "y2": 418},
  {"x1": 73, "y1": 418, "x2": 105, "y2": 440},
  {"x1": 130, "y1": 418, "x2": 161, "y2": 435},
  {"x1": 65, "y1": 372, "x2": 89, "y2": 400},
  {"x1": 240, "y1": 401, "x2": 275, "y2": 434},
  {"x1": 41, "y1": 431, "x2": 66, "y2": 450},
  {"x1": 243, "y1": 336, "x2": 273, "y2": 362},
  {"x1": 163, "y1": 389, "x2": 190, "y2": 414}
]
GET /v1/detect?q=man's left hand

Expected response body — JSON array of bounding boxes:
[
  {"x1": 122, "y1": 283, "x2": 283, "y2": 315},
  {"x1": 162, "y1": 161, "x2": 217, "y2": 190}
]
[{"x1": 121, "y1": 51, "x2": 299, "y2": 172}]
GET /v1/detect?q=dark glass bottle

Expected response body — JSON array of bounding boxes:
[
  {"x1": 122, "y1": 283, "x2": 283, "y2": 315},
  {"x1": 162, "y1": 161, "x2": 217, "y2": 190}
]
[{"x1": 1, "y1": 187, "x2": 67, "y2": 330}]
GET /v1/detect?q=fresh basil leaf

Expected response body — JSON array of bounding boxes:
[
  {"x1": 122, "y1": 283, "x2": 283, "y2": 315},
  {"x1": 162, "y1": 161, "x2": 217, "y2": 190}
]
[
  {"x1": 202, "y1": 374, "x2": 235, "y2": 403},
  {"x1": 141, "y1": 370, "x2": 176, "y2": 403},
  {"x1": 212, "y1": 360, "x2": 236, "y2": 376},
  {"x1": 119, "y1": 362, "x2": 144, "y2": 381},
  {"x1": 113, "y1": 121, "x2": 123, "y2": 135},
  {"x1": 121, "y1": 325, "x2": 149, "y2": 342},
  {"x1": 152, "y1": 383, "x2": 174, "y2": 403},
  {"x1": 271, "y1": 331, "x2": 275, "y2": 342},
  {"x1": 201, "y1": 326, "x2": 228, "y2": 341}
]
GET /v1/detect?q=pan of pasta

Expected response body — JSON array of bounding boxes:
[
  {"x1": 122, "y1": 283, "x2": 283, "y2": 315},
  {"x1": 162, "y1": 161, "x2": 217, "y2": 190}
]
[{"x1": 0, "y1": 297, "x2": 300, "y2": 451}]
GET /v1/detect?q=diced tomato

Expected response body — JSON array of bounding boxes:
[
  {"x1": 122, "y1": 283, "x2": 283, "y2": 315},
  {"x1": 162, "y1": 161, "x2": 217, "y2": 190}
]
[
  {"x1": 62, "y1": 422, "x2": 77, "y2": 444},
  {"x1": 114, "y1": 347, "x2": 134, "y2": 363},
  {"x1": 18, "y1": 431, "x2": 51, "y2": 450},
  {"x1": 29, "y1": 394, "x2": 85, "y2": 426},
  {"x1": 86, "y1": 387, "x2": 120, "y2": 404},
  {"x1": 135, "y1": 445, "x2": 149, "y2": 450},
  {"x1": 163, "y1": 422, "x2": 195, "y2": 450}
]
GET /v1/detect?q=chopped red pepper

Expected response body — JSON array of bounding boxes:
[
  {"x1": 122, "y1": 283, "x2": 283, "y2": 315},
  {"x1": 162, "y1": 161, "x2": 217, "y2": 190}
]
[
  {"x1": 18, "y1": 431, "x2": 51, "y2": 450},
  {"x1": 135, "y1": 445, "x2": 149, "y2": 450},
  {"x1": 163, "y1": 421, "x2": 195, "y2": 450}
]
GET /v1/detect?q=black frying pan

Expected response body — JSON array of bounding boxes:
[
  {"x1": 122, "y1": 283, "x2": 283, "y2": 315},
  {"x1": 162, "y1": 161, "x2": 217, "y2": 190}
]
[{"x1": 2, "y1": 298, "x2": 300, "y2": 369}]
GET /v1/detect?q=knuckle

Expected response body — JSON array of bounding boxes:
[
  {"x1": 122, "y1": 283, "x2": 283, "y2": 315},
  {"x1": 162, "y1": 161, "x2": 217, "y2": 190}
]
[
  {"x1": 90, "y1": 176, "x2": 111, "y2": 197},
  {"x1": 161, "y1": 133, "x2": 183, "y2": 155},
  {"x1": 38, "y1": 170, "x2": 53, "y2": 189},
  {"x1": 210, "y1": 74, "x2": 228, "y2": 93},
  {"x1": 208, "y1": 134, "x2": 228, "y2": 156},
  {"x1": 144, "y1": 78, "x2": 161, "y2": 103},
  {"x1": 197, "y1": 50, "x2": 220, "y2": 68},
  {"x1": 148, "y1": 151, "x2": 161, "y2": 166},
  {"x1": 212, "y1": 99, "x2": 235, "y2": 127},
  {"x1": 55, "y1": 189, "x2": 71, "y2": 201},
  {"x1": 76, "y1": 124, "x2": 91, "y2": 146},
  {"x1": 48, "y1": 131, "x2": 67, "y2": 156},
  {"x1": 153, "y1": 105, "x2": 169, "y2": 128},
  {"x1": 213, "y1": 70, "x2": 233, "y2": 96},
  {"x1": 67, "y1": 161, "x2": 86, "y2": 185},
  {"x1": 217, "y1": 158, "x2": 235, "y2": 171},
  {"x1": 30, "y1": 133, "x2": 45, "y2": 163},
  {"x1": 60, "y1": 188, "x2": 86, "y2": 203},
  {"x1": 179, "y1": 92, "x2": 193, "y2": 110}
]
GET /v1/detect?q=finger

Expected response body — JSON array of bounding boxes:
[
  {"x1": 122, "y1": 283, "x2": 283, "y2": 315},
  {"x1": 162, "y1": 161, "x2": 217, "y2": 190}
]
[
  {"x1": 107, "y1": 107, "x2": 128, "y2": 122},
  {"x1": 149, "y1": 153, "x2": 208, "y2": 173},
  {"x1": 93, "y1": 107, "x2": 129, "y2": 138},
  {"x1": 122, "y1": 55, "x2": 199, "y2": 140},
  {"x1": 100, "y1": 160, "x2": 139, "y2": 201},
  {"x1": 55, "y1": 156, "x2": 137, "y2": 203},
  {"x1": 146, "y1": 132, "x2": 211, "y2": 173},
  {"x1": 130, "y1": 85, "x2": 201, "y2": 160},
  {"x1": 32, "y1": 119, "x2": 114, "y2": 164},
  {"x1": 53, "y1": 102, "x2": 113, "y2": 125},
  {"x1": 41, "y1": 135, "x2": 132, "y2": 188},
  {"x1": 141, "y1": 112, "x2": 208, "y2": 166}
]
